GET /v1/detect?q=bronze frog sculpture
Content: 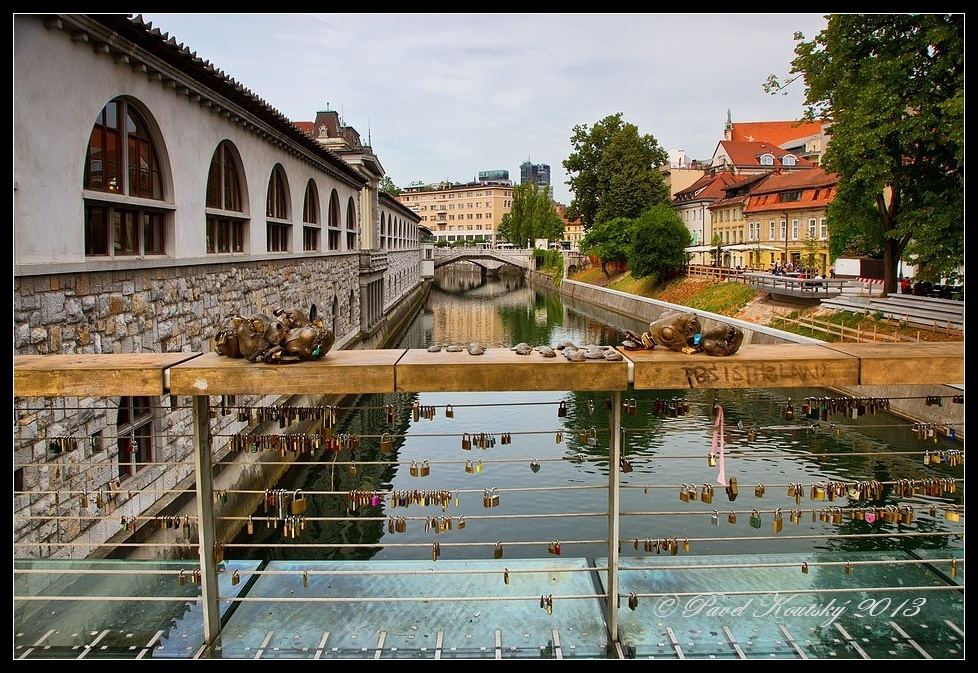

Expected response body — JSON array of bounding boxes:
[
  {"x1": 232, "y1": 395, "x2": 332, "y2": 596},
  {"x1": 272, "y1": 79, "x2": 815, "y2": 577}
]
[
  {"x1": 623, "y1": 311, "x2": 743, "y2": 357},
  {"x1": 214, "y1": 304, "x2": 334, "y2": 363}
]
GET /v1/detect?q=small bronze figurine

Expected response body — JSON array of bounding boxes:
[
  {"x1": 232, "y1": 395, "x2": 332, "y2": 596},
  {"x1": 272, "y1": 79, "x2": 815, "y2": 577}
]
[
  {"x1": 214, "y1": 304, "x2": 334, "y2": 363},
  {"x1": 622, "y1": 311, "x2": 743, "y2": 357}
]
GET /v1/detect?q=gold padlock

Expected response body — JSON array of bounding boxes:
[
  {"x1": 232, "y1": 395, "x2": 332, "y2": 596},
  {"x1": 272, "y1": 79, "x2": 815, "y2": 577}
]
[
  {"x1": 380, "y1": 433, "x2": 394, "y2": 454},
  {"x1": 420, "y1": 460, "x2": 430, "y2": 477},
  {"x1": 461, "y1": 433, "x2": 472, "y2": 450},
  {"x1": 493, "y1": 542, "x2": 503, "y2": 559},
  {"x1": 832, "y1": 508, "x2": 843, "y2": 525},
  {"x1": 701, "y1": 484, "x2": 714, "y2": 504},
  {"x1": 291, "y1": 489, "x2": 307, "y2": 515},
  {"x1": 754, "y1": 484, "x2": 765, "y2": 498},
  {"x1": 708, "y1": 453, "x2": 717, "y2": 467},
  {"x1": 682, "y1": 538, "x2": 690, "y2": 553},
  {"x1": 773, "y1": 508, "x2": 783, "y2": 533},
  {"x1": 801, "y1": 562, "x2": 809, "y2": 574},
  {"x1": 945, "y1": 506, "x2": 960, "y2": 522},
  {"x1": 619, "y1": 457, "x2": 633, "y2": 473},
  {"x1": 726, "y1": 477, "x2": 738, "y2": 502},
  {"x1": 679, "y1": 485, "x2": 690, "y2": 502},
  {"x1": 555, "y1": 431, "x2": 563, "y2": 444},
  {"x1": 231, "y1": 569, "x2": 240, "y2": 586}
]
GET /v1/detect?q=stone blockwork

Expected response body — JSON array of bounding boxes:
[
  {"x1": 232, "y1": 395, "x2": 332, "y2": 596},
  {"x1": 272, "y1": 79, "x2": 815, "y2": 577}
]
[
  {"x1": 14, "y1": 254, "x2": 362, "y2": 357},
  {"x1": 384, "y1": 249, "x2": 423, "y2": 308}
]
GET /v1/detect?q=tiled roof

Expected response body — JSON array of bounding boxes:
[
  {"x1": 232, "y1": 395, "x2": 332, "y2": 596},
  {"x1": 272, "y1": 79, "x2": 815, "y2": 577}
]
[
  {"x1": 673, "y1": 172, "x2": 741, "y2": 203},
  {"x1": 708, "y1": 194, "x2": 748, "y2": 210},
  {"x1": 718, "y1": 141, "x2": 815, "y2": 168},
  {"x1": 744, "y1": 168, "x2": 838, "y2": 214},
  {"x1": 731, "y1": 120, "x2": 824, "y2": 146},
  {"x1": 84, "y1": 14, "x2": 366, "y2": 187},
  {"x1": 293, "y1": 121, "x2": 315, "y2": 137}
]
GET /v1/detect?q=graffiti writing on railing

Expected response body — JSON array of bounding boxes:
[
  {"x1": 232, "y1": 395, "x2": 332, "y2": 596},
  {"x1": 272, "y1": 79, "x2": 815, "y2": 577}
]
[{"x1": 682, "y1": 362, "x2": 828, "y2": 388}]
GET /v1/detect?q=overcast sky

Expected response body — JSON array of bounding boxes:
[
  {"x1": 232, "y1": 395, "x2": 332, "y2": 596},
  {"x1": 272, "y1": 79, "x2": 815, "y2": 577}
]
[{"x1": 145, "y1": 13, "x2": 829, "y2": 204}]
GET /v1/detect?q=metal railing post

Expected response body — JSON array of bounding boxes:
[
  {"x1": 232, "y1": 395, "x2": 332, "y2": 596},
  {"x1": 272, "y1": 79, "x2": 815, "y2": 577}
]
[
  {"x1": 606, "y1": 390, "x2": 622, "y2": 643},
  {"x1": 192, "y1": 395, "x2": 220, "y2": 645}
]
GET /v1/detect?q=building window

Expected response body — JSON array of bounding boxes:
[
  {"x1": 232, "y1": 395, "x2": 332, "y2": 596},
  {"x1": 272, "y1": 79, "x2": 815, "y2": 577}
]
[
  {"x1": 346, "y1": 197, "x2": 358, "y2": 250},
  {"x1": 820, "y1": 218, "x2": 828, "y2": 240},
  {"x1": 779, "y1": 220, "x2": 787, "y2": 241},
  {"x1": 769, "y1": 221, "x2": 776, "y2": 240},
  {"x1": 266, "y1": 165, "x2": 291, "y2": 253},
  {"x1": 117, "y1": 395, "x2": 154, "y2": 480},
  {"x1": 83, "y1": 99, "x2": 169, "y2": 256},
  {"x1": 782, "y1": 155, "x2": 797, "y2": 167},
  {"x1": 85, "y1": 206, "x2": 166, "y2": 256},
  {"x1": 791, "y1": 219, "x2": 799, "y2": 240},
  {"x1": 303, "y1": 179, "x2": 320, "y2": 251},
  {"x1": 779, "y1": 190, "x2": 802, "y2": 203},
  {"x1": 759, "y1": 153, "x2": 775, "y2": 166},
  {"x1": 808, "y1": 218, "x2": 817, "y2": 239},
  {"x1": 205, "y1": 141, "x2": 247, "y2": 254},
  {"x1": 327, "y1": 190, "x2": 341, "y2": 251}
]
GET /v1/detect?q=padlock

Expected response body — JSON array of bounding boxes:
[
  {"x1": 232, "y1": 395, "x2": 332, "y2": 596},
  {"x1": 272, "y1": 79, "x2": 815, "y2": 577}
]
[
  {"x1": 445, "y1": 405, "x2": 454, "y2": 419},
  {"x1": 701, "y1": 484, "x2": 714, "y2": 504},
  {"x1": 489, "y1": 488, "x2": 500, "y2": 508},
  {"x1": 711, "y1": 510, "x2": 720, "y2": 526},
  {"x1": 465, "y1": 460, "x2": 475, "y2": 474},
  {"x1": 687, "y1": 484, "x2": 698, "y2": 502},
  {"x1": 668, "y1": 539, "x2": 678, "y2": 556},
  {"x1": 231, "y1": 569, "x2": 240, "y2": 586},
  {"x1": 178, "y1": 569, "x2": 186, "y2": 586},
  {"x1": 432, "y1": 542, "x2": 441, "y2": 561},
  {"x1": 587, "y1": 428, "x2": 598, "y2": 447},
  {"x1": 844, "y1": 562, "x2": 853, "y2": 575},
  {"x1": 728, "y1": 511, "x2": 737, "y2": 525},
  {"x1": 811, "y1": 483, "x2": 826, "y2": 501},
  {"x1": 420, "y1": 460, "x2": 430, "y2": 477},
  {"x1": 773, "y1": 508, "x2": 783, "y2": 533},
  {"x1": 708, "y1": 453, "x2": 717, "y2": 467},
  {"x1": 247, "y1": 515, "x2": 254, "y2": 535},
  {"x1": 530, "y1": 459, "x2": 541, "y2": 473},
  {"x1": 557, "y1": 401, "x2": 567, "y2": 418},
  {"x1": 832, "y1": 507, "x2": 843, "y2": 525},
  {"x1": 504, "y1": 568, "x2": 510, "y2": 585},
  {"x1": 682, "y1": 538, "x2": 690, "y2": 553},
  {"x1": 291, "y1": 489, "x2": 307, "y2": 515},
  {"x1": 493, "y1": 542, "x2": 503, "y2": 559},
  {"x1": 379, "y1": 433, "x2": 394, "y2": 454},
  {"x1": 628, "y1": 593, "x2": 638, "y2": 611},
  {"x1": 619, "y1": 457, "x2": 633, "y2": 473},
  {"x1": 679, "y1": 484, "x2": 690, "y2": 503},
  {"x1": 555, "y1": 431, "x2": 563, "y2": 444},
  {"x1": 412, "y1": 402, "x2": 420, "y2": 422},
  {"x1": 461, "y1": 433, "x2": 472, "y2": 450},
  {"x1": 726, "y1": 477, "x2": 738, "y2": 501},
  {"x1": 754, "y1": 484, "x2": 765, "y2": 498},
  {"x1": 950, "y1": 560, "x2": 959, "y2": 578},
  {"x1": 784, "y1": 399, "x2": 794, "y2": 420},
  {"x1": 546, "y1": 595, "x2": 553, "y2": 615},
  {"x1": 945, "y1": 506, "x2": 960, "y2": 522},
  {"x1": 790, "y1": 509, "x2": 801, "y2": 525},
  {"x1": 750, "y1": 509, "x2": 762, "y2": 528},
  {"x1": 801, "y1": 562, "x2": 809, "y2": 574},
  {"x1": 457, "y1": 516, "x2": 466, "y2": 529},
  {"x1": 475, "y1": 460, "x2": 484, "y2": 473}
]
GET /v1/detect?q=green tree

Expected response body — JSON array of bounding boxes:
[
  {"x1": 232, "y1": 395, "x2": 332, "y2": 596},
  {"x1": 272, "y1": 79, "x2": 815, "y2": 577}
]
[
  {"x1": 579, "y1": 217, "x2": 633, "y2": 276},
  {"x1": 380, "y1": 176, "x2": 401, "y2": 197},
  {"x1": 563, "y1": 114, "x2": 669, "y2": 230},
  {"x1": 629, "y1": 205, "x2": 691, "y2": 280},
  {"x1": 595, "y1": 125, "x2": 671, "y2": 224},
  {"x1": 802, "y1": 234, "x2": 821, "y2": 273},
  {"x1": 497, "y1": 183, "x2": 564, "y2": 245},
  {"x1": 767, "y1": 15, "x2": 963, "y2": 293}
]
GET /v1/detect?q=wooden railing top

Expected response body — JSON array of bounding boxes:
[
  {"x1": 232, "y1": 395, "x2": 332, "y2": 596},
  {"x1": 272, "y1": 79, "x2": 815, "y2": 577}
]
[{"x1": 13, "y1": 342, "x2": 963, "y2": 397}]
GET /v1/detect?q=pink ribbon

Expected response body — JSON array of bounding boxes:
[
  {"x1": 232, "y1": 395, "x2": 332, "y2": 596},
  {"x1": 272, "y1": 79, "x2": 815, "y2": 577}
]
[{"x1": 712, "y1": 403, "x2": 726, "y2": 486}]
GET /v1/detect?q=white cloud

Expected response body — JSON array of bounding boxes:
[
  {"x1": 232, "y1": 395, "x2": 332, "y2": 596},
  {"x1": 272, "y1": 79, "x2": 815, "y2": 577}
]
[{"x1": 146, "y1": 13, "x2": 828, "y2": 203}]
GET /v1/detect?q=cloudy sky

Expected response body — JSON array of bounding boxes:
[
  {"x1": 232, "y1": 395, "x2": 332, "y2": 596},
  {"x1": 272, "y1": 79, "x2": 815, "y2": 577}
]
[{"x1": 145, "y1": 13, "x2": 829, "y2": 204}]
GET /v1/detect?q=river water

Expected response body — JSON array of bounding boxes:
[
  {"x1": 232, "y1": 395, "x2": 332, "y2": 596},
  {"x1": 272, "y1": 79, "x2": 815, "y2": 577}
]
[{"x1": 234, "y1": 267, "x2": 963, "y2": 563}]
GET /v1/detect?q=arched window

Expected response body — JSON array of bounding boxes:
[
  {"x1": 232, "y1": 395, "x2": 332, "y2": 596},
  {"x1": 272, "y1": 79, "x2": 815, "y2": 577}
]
[
  {"x1": 266, "y1": 164, "x2": 291, "y2": 253},
  {"x1": 346, "y1": 196, "x2": 357, "y2": 251},
  {"x1": 782, "y1": 154, "x2": 797, "y2": 167},
  {"x1": 205, "y1": 141, "x2": 247, "y2": 254},
  {"x1": 83, "y1": 98, "x2": 169, "y2": 256},
  {"x1": 302, "y1": 179, "x2": 320, "y2": 251},
  {"x1": 331, "y1": 295, "x2": 339, "y2": 335},
  {"x1": 759, "y1": 153, "x2": 775, "y2": 166},
  {"x1": 327, "y1": 190, "x2": 341, "y2": 251},
  {"x1": 380, "y1": 212, "x2": 386, "y2": 249},
  {"x1": 349, "y1": 289, "x2": 356, "y2": 326}
]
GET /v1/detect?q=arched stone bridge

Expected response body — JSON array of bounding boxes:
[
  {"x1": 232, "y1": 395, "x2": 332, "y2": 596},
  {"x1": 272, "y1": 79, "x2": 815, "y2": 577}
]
[
  {"x1": 433, "y1": 248, "x2": 589, "y2": 275},
  {"x1": 432, "y1": 248, "x2": 534, "y2": 271}
]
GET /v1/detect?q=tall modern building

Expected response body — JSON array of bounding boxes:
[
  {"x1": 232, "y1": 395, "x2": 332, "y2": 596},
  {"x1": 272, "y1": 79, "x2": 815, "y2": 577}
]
[{"x1": 519, "y1": 160, "x2": 550, "y2": 188}]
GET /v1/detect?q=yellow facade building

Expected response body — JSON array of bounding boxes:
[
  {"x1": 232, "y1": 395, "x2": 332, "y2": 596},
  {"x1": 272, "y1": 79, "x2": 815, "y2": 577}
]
[{"x1": 397, "y1": 181, "x2": 512, "y2": 245}]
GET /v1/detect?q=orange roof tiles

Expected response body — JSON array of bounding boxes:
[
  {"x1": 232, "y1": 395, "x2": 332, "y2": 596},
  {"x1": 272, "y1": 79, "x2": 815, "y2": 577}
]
[
  {"x1": 744, "y1": 168, "x2": 838, "y2": 214},
  {"x1": 718, "y1": 141, "x2": 815, "y2": 168},
  {"x1": 292, "y1": 121, "x2": 315, "y2": 137},
  {"x1": 730, "y1": 120, "x2": 824, "y2": 146}
]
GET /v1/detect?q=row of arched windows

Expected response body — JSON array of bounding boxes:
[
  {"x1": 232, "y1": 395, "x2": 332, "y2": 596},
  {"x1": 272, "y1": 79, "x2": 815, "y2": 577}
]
[
  {"x1": 82, "y1": 97, "x2": 358, "y2": 257},
  {"x1": 379, "y1": 211, "x2": 418, "y2": 250}
]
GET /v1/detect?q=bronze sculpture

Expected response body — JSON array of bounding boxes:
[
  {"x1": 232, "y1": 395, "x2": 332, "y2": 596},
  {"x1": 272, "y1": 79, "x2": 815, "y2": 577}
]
[
  {"x1": 622, "y1": 311, "x2": 743, "y2": 357},
  {"x1": 214, "y1": 304, "x2": 334, "y2": 363}
]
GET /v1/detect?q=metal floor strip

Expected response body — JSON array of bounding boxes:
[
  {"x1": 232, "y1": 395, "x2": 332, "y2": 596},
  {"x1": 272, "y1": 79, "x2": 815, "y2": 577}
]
[{"x1": 890, "y1": 621, "x2": 932, "y2": 659}]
